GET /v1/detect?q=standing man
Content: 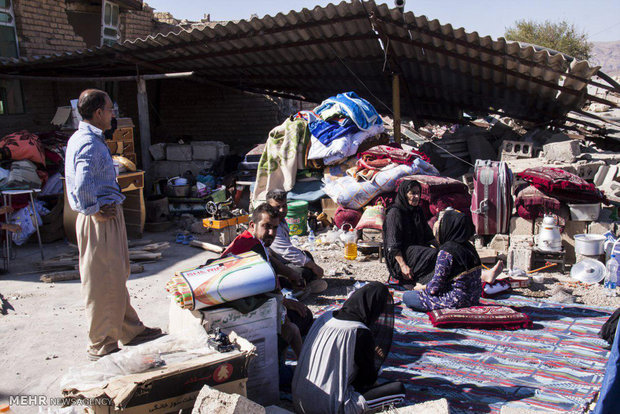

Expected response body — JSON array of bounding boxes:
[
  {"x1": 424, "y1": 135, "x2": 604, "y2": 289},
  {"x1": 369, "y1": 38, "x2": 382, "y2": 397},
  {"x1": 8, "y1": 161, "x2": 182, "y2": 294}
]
[
  {"x1": 266, "y1": 190, "x2": 324, "y2": 285},
  {"x1": 65, "y1": 89, "x2": 162, "y2": 360}
]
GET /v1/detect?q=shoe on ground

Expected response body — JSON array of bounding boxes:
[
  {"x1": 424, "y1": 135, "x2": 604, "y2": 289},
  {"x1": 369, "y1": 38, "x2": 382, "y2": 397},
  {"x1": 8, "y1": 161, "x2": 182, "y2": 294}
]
[
  {"x1": 125, "y1": 327, "x2": 165, "y2": 347},
  {"x1": 87, "y1": 347, "x2": 120, "y2": 361}
]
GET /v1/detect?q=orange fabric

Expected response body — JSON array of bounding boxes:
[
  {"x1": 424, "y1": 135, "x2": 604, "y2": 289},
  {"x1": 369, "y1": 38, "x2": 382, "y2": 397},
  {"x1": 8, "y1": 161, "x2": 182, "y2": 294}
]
[{"x1": 0, "y1": 131, "x2": 45, "y2": 166}]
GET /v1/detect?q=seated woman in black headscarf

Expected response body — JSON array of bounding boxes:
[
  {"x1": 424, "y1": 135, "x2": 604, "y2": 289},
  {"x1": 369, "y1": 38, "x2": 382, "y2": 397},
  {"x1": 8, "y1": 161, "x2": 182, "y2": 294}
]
[
  {"x1": 403, "y1": 209, "x2": 492, "y2": 311},
  {"x1": 383, "y1": 179, "x2": 439, "y2": 287},
  {"x1": 292, "y1": 282, "x2": 405, "y2": 414}
]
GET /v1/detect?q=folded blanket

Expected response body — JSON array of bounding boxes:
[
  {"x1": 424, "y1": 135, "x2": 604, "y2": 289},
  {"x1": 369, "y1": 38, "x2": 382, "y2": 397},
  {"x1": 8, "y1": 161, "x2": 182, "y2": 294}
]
[
  {"x1": 252, "y1": 117, "x2": 310, "y2": 205},
  {"x1": 308, "y1": 124, "x2": 385, "y2": 165},
  {"x1": 315, "y1": 91, "x2": 382, "y2": 131}
]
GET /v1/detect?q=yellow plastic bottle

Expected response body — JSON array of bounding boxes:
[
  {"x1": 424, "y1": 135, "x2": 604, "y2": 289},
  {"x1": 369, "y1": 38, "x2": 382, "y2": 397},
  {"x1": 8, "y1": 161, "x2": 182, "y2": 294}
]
[{"x1": 344, "y1": 228, "x2": 358, "y2": 260}]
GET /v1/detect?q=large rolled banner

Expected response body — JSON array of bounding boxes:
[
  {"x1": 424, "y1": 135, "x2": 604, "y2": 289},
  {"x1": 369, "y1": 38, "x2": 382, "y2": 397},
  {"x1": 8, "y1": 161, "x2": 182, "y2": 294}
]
[{"x1": 166, "y1": 251, "x2": 276, "y2": 310}]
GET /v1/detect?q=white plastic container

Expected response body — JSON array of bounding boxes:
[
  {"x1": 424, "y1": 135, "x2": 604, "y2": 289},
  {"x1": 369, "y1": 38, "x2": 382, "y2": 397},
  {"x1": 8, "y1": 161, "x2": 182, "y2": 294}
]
[
  {"x1": 574, "y1": 234, "x2": 606, "y2": 256},
  {"x1": 568, "y1": 203, "x2": 601, "y2": 221}
]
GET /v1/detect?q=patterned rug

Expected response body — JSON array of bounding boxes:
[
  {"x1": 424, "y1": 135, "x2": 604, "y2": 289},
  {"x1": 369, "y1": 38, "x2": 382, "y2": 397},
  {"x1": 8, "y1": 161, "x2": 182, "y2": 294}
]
[{"x1": 320, "y1": 294, "x2": 613, "y2": 413}]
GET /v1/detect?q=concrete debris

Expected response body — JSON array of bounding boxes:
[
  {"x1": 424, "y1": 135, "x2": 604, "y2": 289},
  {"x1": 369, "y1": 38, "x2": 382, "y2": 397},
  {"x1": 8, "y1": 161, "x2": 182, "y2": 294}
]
[
  {"x1": 192, "y1": 385, "x2": 266, "y2": 414},
  {"x1": 589, "y1": 103, "x2": 611, "y2": 112},
  {"x1": 543, "y1": 140, "x2": 581, "y2": 163},
  {"x1": 383, "y1": 398, "x2": 449, "y2": 414},
  {"x1": 488, "y1": 234, "x2": 510, "y2": 252},
  {"x1": 500, "y1": 140, "x2": 535, "y2": 160},
  {"x1": 149, "y1": 143, "x2": 167, "y2": 160},
  {"x1": 507, "y1": 248, "x2": 532, "y2": 272},
  {"x1": 510, "y1": 217, "x2": 534, "y2": 236},
  {"x1": 166, "y1": 144, "x2": 193, "y2": 161}
]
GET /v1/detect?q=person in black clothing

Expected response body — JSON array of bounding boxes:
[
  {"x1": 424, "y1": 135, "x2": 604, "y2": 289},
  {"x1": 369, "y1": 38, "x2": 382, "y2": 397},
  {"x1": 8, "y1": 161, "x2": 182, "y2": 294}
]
[
  {"x1": 383, "y1": 179, "x2": 438, "y2": 287},
  {"x1": 292, "y1": 282, "x2": 405, "y2": 413}
]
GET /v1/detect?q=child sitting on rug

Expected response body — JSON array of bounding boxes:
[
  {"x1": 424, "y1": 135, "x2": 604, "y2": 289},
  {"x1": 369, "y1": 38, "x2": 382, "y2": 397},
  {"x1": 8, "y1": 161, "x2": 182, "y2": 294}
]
[{"x1": 403, "y1": 209, "x2": 503, "y2": 312}]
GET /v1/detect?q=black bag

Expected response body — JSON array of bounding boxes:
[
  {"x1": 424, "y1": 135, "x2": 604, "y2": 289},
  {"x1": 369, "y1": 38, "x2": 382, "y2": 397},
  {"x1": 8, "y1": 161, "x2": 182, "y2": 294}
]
[{"x1": 599, "y1": 307, "x2": 620, "y2": 345}]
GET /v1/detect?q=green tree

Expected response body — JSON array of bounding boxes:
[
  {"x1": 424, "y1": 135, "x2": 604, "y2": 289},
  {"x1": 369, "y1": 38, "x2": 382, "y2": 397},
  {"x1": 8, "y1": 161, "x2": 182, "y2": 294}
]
[{"x1": 504, "y1": 20, "x2": 592, "y2": 60}]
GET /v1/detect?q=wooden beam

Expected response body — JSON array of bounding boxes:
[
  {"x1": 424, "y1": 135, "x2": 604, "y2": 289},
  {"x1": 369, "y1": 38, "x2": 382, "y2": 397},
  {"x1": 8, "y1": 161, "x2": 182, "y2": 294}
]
[
  {"x1": 136, "y1": 77, "x2": 152, "y2": 185},
  {"x1": 392, "y1": 74, "x2": 401, "y2": 143},
  {"x1": 0, "y1": 72, "x2": 194, "y2": 82}
]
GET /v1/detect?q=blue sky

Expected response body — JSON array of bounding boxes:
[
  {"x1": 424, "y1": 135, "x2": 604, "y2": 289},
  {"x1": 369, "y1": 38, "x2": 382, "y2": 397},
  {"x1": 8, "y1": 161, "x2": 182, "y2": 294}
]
[{"x1": 145, "y1": 0, "x2": 620, "y2": 42}]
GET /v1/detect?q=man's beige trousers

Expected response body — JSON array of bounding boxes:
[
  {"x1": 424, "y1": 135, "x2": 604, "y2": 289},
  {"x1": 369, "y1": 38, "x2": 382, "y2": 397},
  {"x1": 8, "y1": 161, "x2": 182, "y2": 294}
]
[{"x1": 76, "y1": 205, "x2": 144, "y2": 356}]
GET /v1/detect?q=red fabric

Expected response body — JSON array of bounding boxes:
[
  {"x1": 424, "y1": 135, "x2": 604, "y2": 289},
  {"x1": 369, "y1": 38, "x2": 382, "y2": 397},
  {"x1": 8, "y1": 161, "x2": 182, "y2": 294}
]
[
  {"x1": 221, "y1": 230, "x2": 261, "y2": 257},
  {"x1": 427, "y1": 306, "x2": 532, "y2": 330},
  {"x1": 518, "y1": 167, "x2": 607, "y2": 204},
  {"x1": 0, "y1": 131, "x2": 45, "y2": 166},
  {"x1": 334, "y1": 206, "x2": 362, "y2": 229},
  {"x1": 428, "y1": 193, "x2": 472, "y2": 216},
  {"x1": 397, "y1": 174, "x2": 469, "y2": 198},
  {"x1": 357, "y1": 145, "x2": 429, "y2": 168}
]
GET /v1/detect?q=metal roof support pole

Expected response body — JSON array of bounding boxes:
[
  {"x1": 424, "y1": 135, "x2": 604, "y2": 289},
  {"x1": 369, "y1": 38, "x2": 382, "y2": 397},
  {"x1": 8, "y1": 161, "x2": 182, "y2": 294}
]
[
  {"x1": 392, "y1": 73, "x2": 401, "y2": 143},
  {"x1": 136, "y1": 76, "x2": 152, "y2": 191}
]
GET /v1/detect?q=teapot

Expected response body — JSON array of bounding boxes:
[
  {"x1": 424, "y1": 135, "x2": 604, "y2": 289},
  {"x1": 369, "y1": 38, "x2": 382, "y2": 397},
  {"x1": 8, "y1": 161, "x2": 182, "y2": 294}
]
[{"x1": 537, "y1": 215, "x2": 562, "y2": 252}]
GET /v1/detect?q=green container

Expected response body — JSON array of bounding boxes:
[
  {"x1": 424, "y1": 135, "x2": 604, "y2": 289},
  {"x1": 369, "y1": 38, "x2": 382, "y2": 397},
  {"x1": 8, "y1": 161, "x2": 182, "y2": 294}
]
[{"x1": 285, "y1": 200, "x2": 308, "y2": 236}]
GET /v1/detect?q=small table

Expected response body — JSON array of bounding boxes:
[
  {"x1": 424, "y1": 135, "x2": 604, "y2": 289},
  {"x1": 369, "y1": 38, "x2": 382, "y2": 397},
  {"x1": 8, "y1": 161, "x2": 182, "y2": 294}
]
[{"x1": 2, "y1": 188, "x2": 44, "y2": 270}]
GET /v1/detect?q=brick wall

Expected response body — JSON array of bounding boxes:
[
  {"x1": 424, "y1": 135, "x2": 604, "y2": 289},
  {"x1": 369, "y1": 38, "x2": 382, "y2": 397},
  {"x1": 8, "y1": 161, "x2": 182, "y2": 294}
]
[
  {"x1": 12, "y1": 0, "x2": 87, "y2": 57},
  {"x1": 122, "y1": 4, "x2": 157, "y2": 40},
  {"x1": 133, "y1": 79, "x2": 304, "y2": 155}
]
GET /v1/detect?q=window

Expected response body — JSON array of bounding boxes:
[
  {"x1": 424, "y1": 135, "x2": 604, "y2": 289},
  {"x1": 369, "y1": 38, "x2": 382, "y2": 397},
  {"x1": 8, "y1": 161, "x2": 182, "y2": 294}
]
[
  {"x1": 0, "y1": 0, "x2": 23, "y2": 115},
  {"x1": 101, "y1": 0, "x2": 120, "y2": 46}
]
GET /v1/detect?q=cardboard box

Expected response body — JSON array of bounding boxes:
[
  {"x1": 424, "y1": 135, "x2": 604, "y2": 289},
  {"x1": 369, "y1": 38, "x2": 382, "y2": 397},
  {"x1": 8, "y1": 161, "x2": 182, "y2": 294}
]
[
  {"x1": 321, "y1": 197, "x2": 338, "y2": 222},
  {"x1": 168, "y1": 298, "x2": 279, "y2": 406},
  {"x1": 64, "y1": 333, "x2": 254, "y2": 414}
]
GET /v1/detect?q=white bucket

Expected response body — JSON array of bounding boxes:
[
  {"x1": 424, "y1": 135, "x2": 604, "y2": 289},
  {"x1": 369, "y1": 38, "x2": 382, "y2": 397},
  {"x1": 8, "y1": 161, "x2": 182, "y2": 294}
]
[
  {"x1": 568, "y1": 203, "x2": 601, "y2": 221},
  {"x1": 574, "y1": 234, "x2": 606, "y2": 256}
]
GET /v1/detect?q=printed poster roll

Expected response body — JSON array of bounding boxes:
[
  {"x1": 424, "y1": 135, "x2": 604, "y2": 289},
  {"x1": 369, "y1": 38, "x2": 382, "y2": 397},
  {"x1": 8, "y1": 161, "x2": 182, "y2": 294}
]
[{"x1": 166, "y1": 251, "x2": 276, "y2": 310}]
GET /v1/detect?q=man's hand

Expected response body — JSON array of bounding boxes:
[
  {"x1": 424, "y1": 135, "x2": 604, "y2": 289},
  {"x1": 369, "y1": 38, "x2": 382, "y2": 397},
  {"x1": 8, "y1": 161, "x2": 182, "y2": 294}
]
[
  {"x1": 2, "y1": 223, "x2": 21, "y2": 233},
  {"x1": 288, "y1": 271, "x2": 306, "y2": 289},
  {"x1": 414, "y1": 283, "x2": 426, "y2": 291},
  {"x1": 308, "y1": 261, "x2": 324, "y2": 279},
  {"x1": 283, "y1": 298, "x2": 310, "y2": 317},
  {"x1": 93, "y1": 204, "x2": 116, "y2": 222},
  {"x1": 0, "y1": 205, "x2": 14, "y2": 215}
]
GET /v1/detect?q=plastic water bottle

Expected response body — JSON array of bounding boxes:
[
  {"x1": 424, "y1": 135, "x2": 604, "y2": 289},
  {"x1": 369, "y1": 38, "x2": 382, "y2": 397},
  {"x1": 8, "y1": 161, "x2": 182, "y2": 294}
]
[
  {"x1": 604, "y1": 254, "x2": 619, "y2": 297},
  {"x1": 308, "y1": 229, "x2": 316, "y2": 252}
]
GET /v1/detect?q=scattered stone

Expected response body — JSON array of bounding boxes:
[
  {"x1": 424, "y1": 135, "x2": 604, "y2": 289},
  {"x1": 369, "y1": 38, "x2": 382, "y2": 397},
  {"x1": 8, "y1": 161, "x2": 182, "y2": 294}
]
[
  {"x1": 192, "y1": 385, "x2": 266, "y2": 414},
  {"x1": 166, "y1": 144, "x2": 193, "y2": 161},
  {"x1": 386, "y1": 398, "x2": 449, "y2": 414},
  {"x1": 543, "y1": 140, "x2": 581, "y2": 163},
  {"x1": 500, "y1": 140, "x2": 534, "y2": 160}
]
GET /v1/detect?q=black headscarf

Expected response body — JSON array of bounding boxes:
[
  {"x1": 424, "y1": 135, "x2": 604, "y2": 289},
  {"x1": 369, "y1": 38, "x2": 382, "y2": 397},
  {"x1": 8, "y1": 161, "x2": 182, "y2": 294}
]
[
  {"x1": 437, "y1": 209, "x2": 481, "y2": 275},
  {"x1": 334, "y1": 281, "x2": 394, "y2": 370},
  {"x1": 393, "y1": 179, "x2": 422, "y2": 214}
]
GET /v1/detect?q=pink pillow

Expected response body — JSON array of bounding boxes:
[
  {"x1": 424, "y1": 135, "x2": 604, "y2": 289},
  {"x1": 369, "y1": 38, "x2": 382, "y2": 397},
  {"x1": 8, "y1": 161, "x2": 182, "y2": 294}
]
[{"x1": 427, "y1": 306, "x2": 532, "y2": 330}]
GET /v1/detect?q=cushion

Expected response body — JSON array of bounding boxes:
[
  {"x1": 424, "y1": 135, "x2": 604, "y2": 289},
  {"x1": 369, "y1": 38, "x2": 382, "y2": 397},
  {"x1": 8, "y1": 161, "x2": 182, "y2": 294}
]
[
  {"x1": 518, "y1": 167, "x2": 606, "y2": 203},
  {"x1": 397, "y1": 174, "x2": 469, "y2": 198},
  {"x1": 356, "y1": 205, "x2": 385, "y2": 231},
  {"x1": 334, "y1": 206, "x2": 362, "y2": 229},
  {"x1": 427, "y1": 306, "x2": 532, "y2": 330}
]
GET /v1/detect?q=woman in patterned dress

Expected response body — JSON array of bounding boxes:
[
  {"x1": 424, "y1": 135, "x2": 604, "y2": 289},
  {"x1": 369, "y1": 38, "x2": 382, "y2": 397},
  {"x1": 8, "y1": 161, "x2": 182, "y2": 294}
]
[{"x1": 403, "y1": 209, "x2": 501, "y2": 311}]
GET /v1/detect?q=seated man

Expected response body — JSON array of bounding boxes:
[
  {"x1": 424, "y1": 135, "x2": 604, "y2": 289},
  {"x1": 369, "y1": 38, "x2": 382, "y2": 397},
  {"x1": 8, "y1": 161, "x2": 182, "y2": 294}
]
[
  {"x1": 266, "y1": 190, "x2": 324, "y2": 288},
  {"x1": 221, "y1": 203, "x2": 312, "y2": 359}
]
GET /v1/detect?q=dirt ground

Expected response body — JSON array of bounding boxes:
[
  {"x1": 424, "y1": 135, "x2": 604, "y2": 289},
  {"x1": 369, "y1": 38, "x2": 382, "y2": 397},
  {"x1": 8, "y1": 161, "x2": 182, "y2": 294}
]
[{"x1": 1, "y1": 228, "x2": 618, "y2": 413}]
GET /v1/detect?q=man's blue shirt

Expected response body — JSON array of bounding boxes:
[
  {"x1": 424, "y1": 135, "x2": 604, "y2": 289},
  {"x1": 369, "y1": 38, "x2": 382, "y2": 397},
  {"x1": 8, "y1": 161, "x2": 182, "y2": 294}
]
[{"x1": 65, "y1": 121, "x2": 124, "y2": 215}]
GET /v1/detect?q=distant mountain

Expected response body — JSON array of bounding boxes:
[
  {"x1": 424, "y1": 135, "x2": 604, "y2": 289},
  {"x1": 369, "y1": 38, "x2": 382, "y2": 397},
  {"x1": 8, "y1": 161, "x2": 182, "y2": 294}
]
[{"x1": 591, "y1": 41, "x2": 620, "y2": 76}]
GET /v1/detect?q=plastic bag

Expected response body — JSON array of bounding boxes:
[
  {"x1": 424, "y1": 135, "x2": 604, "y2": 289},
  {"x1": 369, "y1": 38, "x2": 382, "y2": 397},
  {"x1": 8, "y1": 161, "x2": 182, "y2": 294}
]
[
  {"x1": 60, "y1": 334, "x2": 212, "y2": 392},
  {"x1": 9, "y1": 202, "x2": 47, "y2": 245}
]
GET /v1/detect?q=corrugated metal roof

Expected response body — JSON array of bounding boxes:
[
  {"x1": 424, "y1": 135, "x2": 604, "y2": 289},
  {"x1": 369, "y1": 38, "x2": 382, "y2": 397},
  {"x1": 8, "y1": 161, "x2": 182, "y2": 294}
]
[{"x1": 1, "y1": 0, "x2": 615, "y2": 123}]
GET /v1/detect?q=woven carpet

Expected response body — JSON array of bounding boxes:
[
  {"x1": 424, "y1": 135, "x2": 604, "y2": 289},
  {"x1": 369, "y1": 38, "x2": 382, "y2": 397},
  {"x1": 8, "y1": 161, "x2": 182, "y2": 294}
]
[{"x1": 318, "y1": 294, "x2": 612, "y2": 413}]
